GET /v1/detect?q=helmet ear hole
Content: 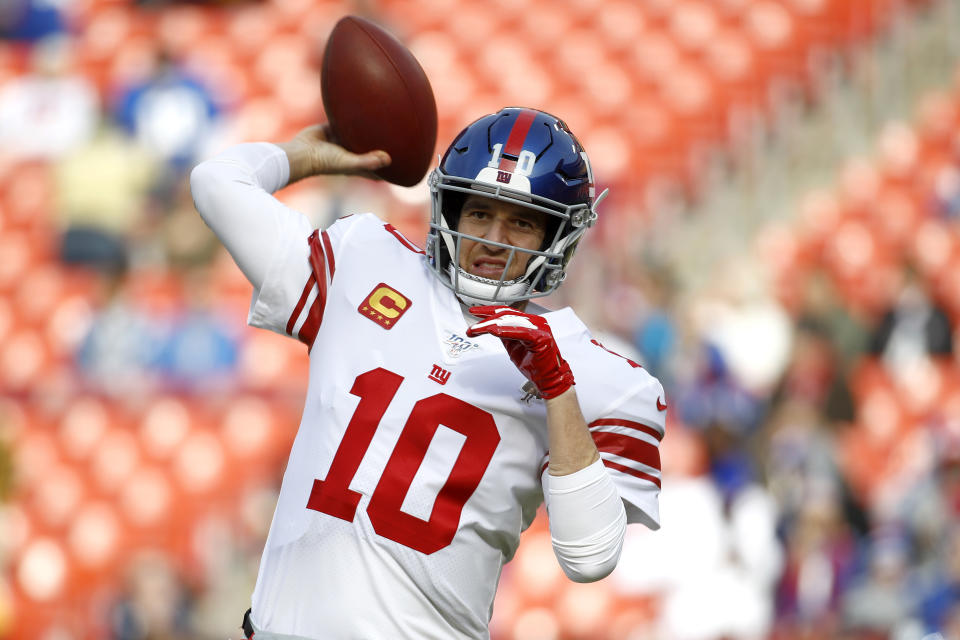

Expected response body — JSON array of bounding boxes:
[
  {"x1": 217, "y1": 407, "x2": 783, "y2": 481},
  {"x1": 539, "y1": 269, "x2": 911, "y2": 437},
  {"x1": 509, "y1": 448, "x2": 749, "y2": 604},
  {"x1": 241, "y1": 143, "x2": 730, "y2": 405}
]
[{"x1": 540, "y1": 215, "x2": 563, "y2": 252}]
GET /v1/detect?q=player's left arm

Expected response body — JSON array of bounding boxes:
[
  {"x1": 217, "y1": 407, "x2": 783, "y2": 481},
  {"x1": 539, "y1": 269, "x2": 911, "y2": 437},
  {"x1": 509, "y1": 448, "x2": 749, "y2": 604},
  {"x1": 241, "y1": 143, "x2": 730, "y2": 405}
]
[{"x1": 467, "y1": 306, "x2": 627, "y2": 582}]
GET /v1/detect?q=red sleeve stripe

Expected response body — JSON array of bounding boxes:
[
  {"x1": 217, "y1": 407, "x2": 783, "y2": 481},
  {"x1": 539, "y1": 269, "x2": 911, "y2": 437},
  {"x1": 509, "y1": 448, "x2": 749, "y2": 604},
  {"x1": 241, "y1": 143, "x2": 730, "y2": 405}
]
[
  {"x1": 321, "y1": 230, "x2": 336, "y2": 278},
  {"x1": 601, "y1": 459, "x2": 662, "y2": 488},
  {"x1": 299, "y1": 291, "x2": 324, "y2": 349},
  {"x1": 591, "y1": 431, "x2": 661, "y2": 472},
  {"x1": 589, "y1": 418, "x2": 663, "y2": 442},
  {"x1": 296, "y1": 230, "x2": 333, "y2": 349},
  {"x1": 286, "y1": 272, "x2": 316, "y2": 337}
]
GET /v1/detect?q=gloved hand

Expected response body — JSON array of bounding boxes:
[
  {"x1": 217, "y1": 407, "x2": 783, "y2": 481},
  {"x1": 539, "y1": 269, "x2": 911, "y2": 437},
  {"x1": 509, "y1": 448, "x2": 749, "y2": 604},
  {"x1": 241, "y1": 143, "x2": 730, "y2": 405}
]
[{"x1": 466, "y1": 306, "x2": 574, "y2": 399}]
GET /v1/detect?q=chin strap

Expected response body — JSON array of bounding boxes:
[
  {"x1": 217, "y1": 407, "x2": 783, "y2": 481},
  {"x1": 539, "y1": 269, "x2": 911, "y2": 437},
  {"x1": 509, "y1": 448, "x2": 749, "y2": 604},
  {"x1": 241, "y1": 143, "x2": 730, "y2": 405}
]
[{"x1": 466, "y1": 305, "x2": 575, "y2": 399}]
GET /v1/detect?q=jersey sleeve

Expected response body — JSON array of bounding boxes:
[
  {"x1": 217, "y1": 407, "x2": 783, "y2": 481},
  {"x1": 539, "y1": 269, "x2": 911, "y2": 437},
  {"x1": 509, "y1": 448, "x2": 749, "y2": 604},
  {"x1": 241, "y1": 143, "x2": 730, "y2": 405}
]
[
  {"x1": 249, "y1": 214, "x2": 356, "y2": 349},
  {"x1": 557, "y1": 328, "x2": 666, "y2": 531},
  {"x1": 587, "y1": 377, "x2": 665, "y2": 530}
]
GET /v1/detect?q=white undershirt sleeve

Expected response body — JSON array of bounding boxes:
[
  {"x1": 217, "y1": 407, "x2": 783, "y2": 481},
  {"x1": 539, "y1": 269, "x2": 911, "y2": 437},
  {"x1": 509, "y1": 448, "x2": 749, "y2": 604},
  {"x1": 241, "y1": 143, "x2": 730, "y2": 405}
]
[
  {"x1": 542, "y1": 459, "x2": 627, "y2": 582},
  {"x1": 189, "y1": 142, "x2": 292, "y2": 290}
]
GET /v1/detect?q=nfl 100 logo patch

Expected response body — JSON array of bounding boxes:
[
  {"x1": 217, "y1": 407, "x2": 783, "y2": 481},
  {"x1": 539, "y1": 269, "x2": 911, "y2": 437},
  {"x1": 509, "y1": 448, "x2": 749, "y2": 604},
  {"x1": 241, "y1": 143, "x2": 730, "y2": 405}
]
[{"x1": 443, "y1": 331, "x2": 481, "y2": 358}]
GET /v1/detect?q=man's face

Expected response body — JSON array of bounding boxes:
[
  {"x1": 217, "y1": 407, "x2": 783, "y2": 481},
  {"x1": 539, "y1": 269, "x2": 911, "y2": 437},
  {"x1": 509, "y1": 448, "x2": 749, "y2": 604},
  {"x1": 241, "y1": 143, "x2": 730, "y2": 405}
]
[{"x1": 456, "y1": 195, "x2": 547, "y2": 282}]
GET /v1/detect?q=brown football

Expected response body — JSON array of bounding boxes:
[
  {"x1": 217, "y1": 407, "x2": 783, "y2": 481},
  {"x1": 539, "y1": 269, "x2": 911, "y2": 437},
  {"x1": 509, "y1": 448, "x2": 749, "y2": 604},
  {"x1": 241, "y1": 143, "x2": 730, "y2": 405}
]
[{"x1": 321, "y1": 16, "x2": 438, "y2": 187}]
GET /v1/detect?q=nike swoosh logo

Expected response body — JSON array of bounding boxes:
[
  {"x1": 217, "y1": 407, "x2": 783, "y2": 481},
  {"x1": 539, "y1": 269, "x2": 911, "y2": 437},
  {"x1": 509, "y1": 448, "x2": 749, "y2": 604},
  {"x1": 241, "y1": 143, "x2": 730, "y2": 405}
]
[{"x1": 656, "y1": 397, "x2": 667, "y2": 412}]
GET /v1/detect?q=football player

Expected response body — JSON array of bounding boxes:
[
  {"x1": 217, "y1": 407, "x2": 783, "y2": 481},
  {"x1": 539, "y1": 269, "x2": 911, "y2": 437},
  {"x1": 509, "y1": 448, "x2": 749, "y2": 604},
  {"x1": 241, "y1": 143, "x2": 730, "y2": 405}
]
[{"x1": 190, "y1": 108, "x2": 666, "y2": 640}]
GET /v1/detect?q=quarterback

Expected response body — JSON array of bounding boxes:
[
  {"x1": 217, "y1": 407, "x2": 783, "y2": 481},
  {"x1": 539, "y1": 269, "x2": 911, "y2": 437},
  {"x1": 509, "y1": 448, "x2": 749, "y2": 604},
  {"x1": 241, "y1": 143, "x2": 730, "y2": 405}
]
[{"x1": 190, "y1": 108, "x2": 666, "y2": 639}]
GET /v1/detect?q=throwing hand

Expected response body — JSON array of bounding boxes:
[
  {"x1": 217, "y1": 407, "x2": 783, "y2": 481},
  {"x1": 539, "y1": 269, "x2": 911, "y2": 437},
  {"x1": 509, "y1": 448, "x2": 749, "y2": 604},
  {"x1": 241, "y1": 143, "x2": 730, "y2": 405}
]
[{"x1": 467, "y1": 306, "x2": 574, "y2": 399}]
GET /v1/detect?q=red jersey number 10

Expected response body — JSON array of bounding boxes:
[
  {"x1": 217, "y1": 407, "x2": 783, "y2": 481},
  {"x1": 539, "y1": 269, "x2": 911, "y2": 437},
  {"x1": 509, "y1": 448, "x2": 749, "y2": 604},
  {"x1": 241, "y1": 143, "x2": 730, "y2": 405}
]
[{"x1": 306, "y1": 367, "x2": 501, "y2": 554}]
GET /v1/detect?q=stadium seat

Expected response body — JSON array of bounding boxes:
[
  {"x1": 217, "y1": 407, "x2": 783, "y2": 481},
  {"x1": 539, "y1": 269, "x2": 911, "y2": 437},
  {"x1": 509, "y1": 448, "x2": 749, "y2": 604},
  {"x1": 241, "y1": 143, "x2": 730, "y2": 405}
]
[
  {"x1": 593, "y1": 1, "x2": 648, "y2": 55},
  {"x1": 66, "y1": 500, "x2": 122, "y2": 574},
  {"x1": 90, "y1": 428, "x2": 141, "y2": 495},
  {"x1": 58, "y1": 397, "x2": 111, "y2": 461},
  {"x1": 669, "y1": 1, "x2": 720, "y2": 54},
  {"x1": 119, "y1": 465, "x2": 174, "y2": 528},
  {"x1": 30, "y1": 465, "x2": 83, "y2": 530},
  {"x1": 0, "y1": 328, "x2": 53, "y2": 392},
  {"x1": 743, "y1": 0, "x2": 811, "y2": 95},
  {"x1": 139, "y1": 396, "x2": 192, "y2": 461}
]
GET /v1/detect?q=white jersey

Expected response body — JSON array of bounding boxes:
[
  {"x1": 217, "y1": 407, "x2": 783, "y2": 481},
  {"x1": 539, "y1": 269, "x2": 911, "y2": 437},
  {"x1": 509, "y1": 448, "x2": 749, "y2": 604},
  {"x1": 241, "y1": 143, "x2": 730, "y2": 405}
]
[{"x1": 245, "y1": 211, "x2": 665, "y2": 639}]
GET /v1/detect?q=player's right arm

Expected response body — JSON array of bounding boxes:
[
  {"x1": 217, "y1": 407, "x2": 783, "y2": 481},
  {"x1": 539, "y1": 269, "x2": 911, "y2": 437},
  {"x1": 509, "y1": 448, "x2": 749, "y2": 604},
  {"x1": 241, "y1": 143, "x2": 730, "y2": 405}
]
[{"x1": 189, "y1": 125, "x2": 389, "y2": 290}]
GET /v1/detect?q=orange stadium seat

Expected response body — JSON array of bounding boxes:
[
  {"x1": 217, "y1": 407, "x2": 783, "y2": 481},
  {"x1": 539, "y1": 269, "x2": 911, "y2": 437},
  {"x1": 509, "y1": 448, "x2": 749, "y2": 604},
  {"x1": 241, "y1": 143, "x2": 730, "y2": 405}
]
[
  {"x1": 630, "y1": 27, "x2": 683, "y2": 88},
  {"x1": 636, "y1": 0, "x2": 675, "y2": 27},
  {"x1": 700, "y1": 28, "x2": 766, "y2": 132},
  {"x1": 58, "y1": 396, "x2": 112, "y2": 462},
  {"x1": 227, "y1": 3, "x2": 284, "y2": 64},
  {"x1": 138, "y1": 395, "x2": 193, "y2": 461},
  {"x1": 155, "y1": 4, "x2": 216, "y2": 61},
  {"x1": 29, "y1": 464, "x2": 84, "y2": 531},
  {"x1": 668, "y1": 1, "x2": 720, "y2": 55},
  {"x1": 66, "y1": 500, "x2": 123, "y2": 577},
  {"x1": 592, "y1": 0, "x2": 648, "y2": 56},
  {"x1": 182, "y1": 36, "x2": 251, "y2": 105},
  {"x1": 781, "y1": 0, "x2": 858, "y2": 53},
  {"x1": 90, "y1": 426, "x2": 141, "y2": 497},
  {"x1": 910, "y1": 218, "x2": 958, "y2": 280},
  {"x1": 119, "y1": 464, "x2": 175, "y2": 529},
  {"x1": 0, "y1": 328, "x2": 54, "y2": 393},
  {"x1": 743, "y1": 0, "x2": 811, "y2": 96}
]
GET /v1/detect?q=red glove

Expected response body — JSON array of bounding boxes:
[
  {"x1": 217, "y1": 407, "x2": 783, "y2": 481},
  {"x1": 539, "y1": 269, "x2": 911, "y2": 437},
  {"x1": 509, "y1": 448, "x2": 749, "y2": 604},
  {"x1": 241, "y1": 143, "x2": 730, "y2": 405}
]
[{"x1": 466, "y1": 305, "x2": 575, "y2": 400}]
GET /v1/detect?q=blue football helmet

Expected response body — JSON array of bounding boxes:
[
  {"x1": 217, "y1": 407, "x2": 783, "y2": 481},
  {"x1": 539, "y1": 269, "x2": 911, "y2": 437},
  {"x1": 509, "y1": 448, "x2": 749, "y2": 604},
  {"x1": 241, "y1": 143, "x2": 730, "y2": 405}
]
[{"x1": 427, "y1": 107, "x2": 608, "y2": 305}]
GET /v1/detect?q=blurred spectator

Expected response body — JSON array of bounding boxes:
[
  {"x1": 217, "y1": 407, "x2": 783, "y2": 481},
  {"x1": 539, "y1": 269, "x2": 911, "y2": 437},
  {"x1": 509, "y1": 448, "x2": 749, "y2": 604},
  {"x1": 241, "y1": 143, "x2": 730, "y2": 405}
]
[
  {"x1": 75, "y1": 267, "x2": 165, "y2": 394},
  {"x1": 841, "y1": 529, "x2": 918, "y2": 636},
  {"x1": 869, "y1": 265, "x2": 953, "y2": 374},
  {"x1": 763, "y1": 397, "x2": 869, "y2": 541},
  {"x1": 776, "y1": 317, "x2": 855, "y2": 424},
  {"x1": 109, "y1": 552, "x2": 194, "y2": 640},
  {"x1": 917, "y1": 524, "x2": 960, "y2": 635},
  {"x1": 0, "y1": 36, "x2": 98, "y2": 159},
  {"x1": 152, "y1": 271, "x2": 242, "y2": 391},
  {"x1": 797, "y1": 269, "x2": 870, "y2": 370},
  {"x1": 112, "y1": 49, "x2": 224, "y2": 173},
  {"x1": 675, "y1": 341, "x2": 765, "y2": 436},
  {"x1": 0, "y1": 0, "x2": 65, "y2": 42},
  {"x1": 631, "y1": 264, "x2": 678, "y2": 384},
  {"x1": 933, "y1": 163, "x2": 960, "y2": 220},
  {"x1": 774, "y1": 485, "x2": 860, "y2": 638},
  {"x1": 76, "y1": 267, "x2": 242, "y2": 393},
  {"x1": 55, "y1": 119, "x2": 157, "y2": 274}
]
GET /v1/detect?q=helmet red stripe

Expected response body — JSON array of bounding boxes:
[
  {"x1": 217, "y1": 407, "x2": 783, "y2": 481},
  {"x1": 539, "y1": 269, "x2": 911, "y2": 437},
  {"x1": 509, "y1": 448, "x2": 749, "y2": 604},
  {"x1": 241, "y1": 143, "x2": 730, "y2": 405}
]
[{"x1": 497, "y1": 108, "x2": 537, "y2": 170}]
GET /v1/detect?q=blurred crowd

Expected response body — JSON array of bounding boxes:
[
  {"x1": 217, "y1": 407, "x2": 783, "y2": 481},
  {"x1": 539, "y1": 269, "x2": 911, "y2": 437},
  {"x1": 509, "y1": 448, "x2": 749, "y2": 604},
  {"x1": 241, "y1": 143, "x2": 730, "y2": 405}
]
[{"x1": 1, "y1": 0, "x2": 960, "y2": 639}]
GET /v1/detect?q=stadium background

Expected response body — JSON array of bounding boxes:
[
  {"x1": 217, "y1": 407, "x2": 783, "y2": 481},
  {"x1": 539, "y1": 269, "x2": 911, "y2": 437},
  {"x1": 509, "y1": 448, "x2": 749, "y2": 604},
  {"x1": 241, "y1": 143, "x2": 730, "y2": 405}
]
[{"x1": 1, "y1": 0, "x2": 960, "y2": 638}]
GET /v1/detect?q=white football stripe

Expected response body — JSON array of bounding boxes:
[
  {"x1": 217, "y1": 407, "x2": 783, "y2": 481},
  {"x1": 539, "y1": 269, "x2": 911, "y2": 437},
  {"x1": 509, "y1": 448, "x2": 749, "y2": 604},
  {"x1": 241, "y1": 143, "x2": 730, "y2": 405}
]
[
  {"x1": 588, "y1": 424, "x2": 661, "y2": 448},
  {"x1": 600, "y1": 452, "x2": 661, "y2": 479},
  {"x1": 471, "y1": 315, "x2": 538, "y2": 331}
]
